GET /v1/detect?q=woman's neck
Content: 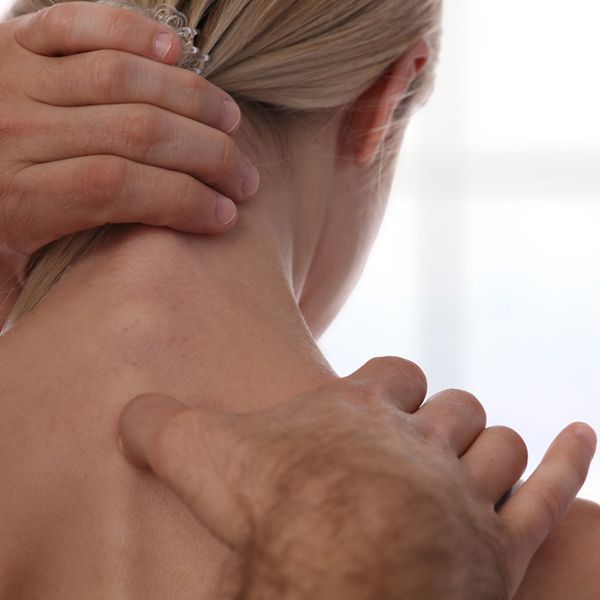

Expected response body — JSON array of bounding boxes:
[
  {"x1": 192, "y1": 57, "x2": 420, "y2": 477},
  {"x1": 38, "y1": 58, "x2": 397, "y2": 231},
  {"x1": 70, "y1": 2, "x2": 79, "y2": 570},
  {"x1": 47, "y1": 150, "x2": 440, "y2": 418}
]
[
  {"x1": 4, "y1": 214, "x2": 339, "y2": 413},
  {"x1": 1, "y1": 111, "x2": 365, "y2": 410},
  {"x1": 0, "y1": 213, "x2": 342, "y2": 598}
]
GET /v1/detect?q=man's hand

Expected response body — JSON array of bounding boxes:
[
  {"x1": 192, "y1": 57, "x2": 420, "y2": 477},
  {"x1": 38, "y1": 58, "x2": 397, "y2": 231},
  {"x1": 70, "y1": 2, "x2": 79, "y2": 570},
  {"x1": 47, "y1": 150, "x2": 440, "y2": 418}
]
[
  {"x1": 0, "y1": 1, "x2": 260, "y2": 286},
  {"x1": 118, "y1": 357, "x2": 596, "y2": 600}
]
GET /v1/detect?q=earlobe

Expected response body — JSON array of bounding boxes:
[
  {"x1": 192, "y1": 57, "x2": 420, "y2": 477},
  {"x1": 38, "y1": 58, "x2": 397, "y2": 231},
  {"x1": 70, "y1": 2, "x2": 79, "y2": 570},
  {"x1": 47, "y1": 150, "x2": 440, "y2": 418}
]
[{"x1": 345, "y1": 39, "x2": 431, "y2": 168}]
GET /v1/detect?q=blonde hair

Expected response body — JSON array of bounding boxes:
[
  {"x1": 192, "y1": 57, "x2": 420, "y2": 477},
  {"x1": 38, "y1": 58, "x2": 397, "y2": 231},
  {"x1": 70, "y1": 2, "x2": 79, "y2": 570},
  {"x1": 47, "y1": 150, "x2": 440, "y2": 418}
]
[{"x1": 3, "y1": 0, "x2": 442, "y2": 330}]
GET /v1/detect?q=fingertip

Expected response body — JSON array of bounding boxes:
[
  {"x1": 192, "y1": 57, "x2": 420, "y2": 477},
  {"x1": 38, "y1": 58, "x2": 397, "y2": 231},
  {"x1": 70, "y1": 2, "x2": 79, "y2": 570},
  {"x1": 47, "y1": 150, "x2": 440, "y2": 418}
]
[
  {"x1": 570, "y1": 422, "x2": 597, "y2": 454},
  {"x1": 222, "y1": 99, "x2": 242, "y2": 134},
  {"x1": 152, "y1": 29, "x2": 182, "y2": 64},
  {"x1": 116, "y1": 433, "x2": 139, "y2": 465},
  {"x1": 118, "y1": 393, "x2": 188, "y2": 469},
  {"x1": 241, "y1": 158, "x2": 261, "y2": 199},
  {"x1": 213, "y1": 195, "x2": 238, "y2": 228},
  {"x1": 167, "y1": 33, "x2": 183, "y2": 64}
]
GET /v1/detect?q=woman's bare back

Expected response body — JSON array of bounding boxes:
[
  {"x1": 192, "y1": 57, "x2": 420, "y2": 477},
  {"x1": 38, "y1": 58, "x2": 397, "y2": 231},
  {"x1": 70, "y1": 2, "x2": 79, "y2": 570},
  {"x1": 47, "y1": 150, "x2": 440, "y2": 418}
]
[
  {"x1": 0, "y1": 317, "x2": 239, "y2": 599},
  {"x1": 1, "y1": 227, "x2": 599, "y2": 599},
  {"x1": 0, "y1": 384, "x2": 240, "y2": 599}
]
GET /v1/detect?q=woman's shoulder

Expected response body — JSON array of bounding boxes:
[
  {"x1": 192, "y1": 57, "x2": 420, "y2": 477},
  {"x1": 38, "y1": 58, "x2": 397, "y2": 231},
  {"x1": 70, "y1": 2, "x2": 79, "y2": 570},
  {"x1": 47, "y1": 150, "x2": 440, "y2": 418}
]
[
  {"x1": 0, "y1": 336, "x2": 233, "y2": 599},
  {"x1": 515, "y1": 498, "x2": 600, "y2": 599}
]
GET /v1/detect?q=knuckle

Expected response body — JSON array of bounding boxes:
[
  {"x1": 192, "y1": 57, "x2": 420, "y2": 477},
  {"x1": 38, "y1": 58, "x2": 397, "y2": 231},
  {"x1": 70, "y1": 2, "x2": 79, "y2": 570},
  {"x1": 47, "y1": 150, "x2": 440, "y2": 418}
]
[
  {"x1": 366, "y1": 356, "x2": 428, "y2": 395},
  {"x1": 89, "y1": 50, "x2": 129, "y2": 97},
  {"x1": 444, "y1": 388, "x2": 486, "y2": 423},
  {"x1": 35, "y1": 3, "x2": 70, "y2": 35},
  {"x1": 400, "y1": 359, "x2": 428, "y2": 398},
  {"x1": 536, "y1": 485, "x2": 564, "y2": 527},
  {"x1": 181, "y1": 70, "x2": 209, "y2": 113},
  {"x1": 0, "y1": 111, "x2": 31, "y2": 139},
  {"x1": 492, "y1": 426, "x2": 527, "y2": 455},
  {"x1": 114, "y1": 107, "x2": 162, "y2": 151},
  {"x1": 491, "y1": 426, "x2": 528, "y2": 472},
  {"x1": 364, "y1": 355, "x2": 407, "y2": 372},
  {"x1": 80, "y1": 156, "x2": 127, "y2": 212}
]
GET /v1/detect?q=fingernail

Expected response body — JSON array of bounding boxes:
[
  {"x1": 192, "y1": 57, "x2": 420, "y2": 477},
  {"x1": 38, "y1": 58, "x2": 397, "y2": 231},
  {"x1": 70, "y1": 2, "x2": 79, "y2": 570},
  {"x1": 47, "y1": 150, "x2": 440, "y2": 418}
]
[
  {"x1": 222, "y1": 99, "x2": 241, "y2": 134},
  {"x1": 153, "y1": 31, "x2": 174, "y2": 60},
  {"x1": 242, "y1": 158, "x2": 260, "y2": 198},
  {"x1": 214, "y1": 194, "x2": 237, "y2": 226}
]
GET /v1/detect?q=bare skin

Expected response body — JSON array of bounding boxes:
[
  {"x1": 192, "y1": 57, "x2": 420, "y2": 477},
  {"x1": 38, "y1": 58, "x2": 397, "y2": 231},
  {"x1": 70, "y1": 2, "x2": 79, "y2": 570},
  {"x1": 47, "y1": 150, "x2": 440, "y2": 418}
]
[
  {"x1": 117, "y1": 381, "x2": 595, "y2": 599},
  {"x1": 0, "y1": 3, "x2": 259, "y2": 320},
  {"x1": 514, "y1": 499, "x2": 600, "y2": 599},
  {"x1": 0, "y1": 221, "x2": 597, "y2": 598},
  {"x1": 0, "y1": 4, "x2": 598, "y2": 598}
]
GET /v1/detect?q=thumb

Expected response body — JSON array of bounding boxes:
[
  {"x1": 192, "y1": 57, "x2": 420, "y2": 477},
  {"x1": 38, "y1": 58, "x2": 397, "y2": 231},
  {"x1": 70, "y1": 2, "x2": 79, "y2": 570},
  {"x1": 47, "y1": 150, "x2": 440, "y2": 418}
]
[{"x1": 118, "y1": 393, "x2": 251, "y2": 550}]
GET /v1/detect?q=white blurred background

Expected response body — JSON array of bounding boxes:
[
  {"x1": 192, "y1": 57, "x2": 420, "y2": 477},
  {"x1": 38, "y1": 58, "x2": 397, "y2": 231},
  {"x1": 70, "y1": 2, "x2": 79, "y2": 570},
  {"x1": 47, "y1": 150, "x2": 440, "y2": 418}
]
[
  {"x1": 2, "y1": 0, "x2": 599, "y2": 500},
  {"x1": 320, "y1": 1, "x2": 600, "y2": 501}
]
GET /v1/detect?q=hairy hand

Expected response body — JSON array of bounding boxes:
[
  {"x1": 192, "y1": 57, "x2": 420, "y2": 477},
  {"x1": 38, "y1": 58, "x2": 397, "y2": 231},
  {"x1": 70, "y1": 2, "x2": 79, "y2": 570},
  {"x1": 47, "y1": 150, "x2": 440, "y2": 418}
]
[
  {"x1": 0, "y1": 1, "x2": 259, "y2": 290},
  {"x1": 118, "y1": 357, "x2": 596, "y2": 600}
]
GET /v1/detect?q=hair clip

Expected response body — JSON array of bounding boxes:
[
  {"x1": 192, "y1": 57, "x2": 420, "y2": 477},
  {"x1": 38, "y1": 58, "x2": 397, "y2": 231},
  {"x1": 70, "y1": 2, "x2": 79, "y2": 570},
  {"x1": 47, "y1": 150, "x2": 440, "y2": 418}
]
[
  {"x1": 150, "y1": 4, "x2": 211, "y2": 75},
  {"x1": 94, "y1": 0, "x2": 211, "y2": 75}
]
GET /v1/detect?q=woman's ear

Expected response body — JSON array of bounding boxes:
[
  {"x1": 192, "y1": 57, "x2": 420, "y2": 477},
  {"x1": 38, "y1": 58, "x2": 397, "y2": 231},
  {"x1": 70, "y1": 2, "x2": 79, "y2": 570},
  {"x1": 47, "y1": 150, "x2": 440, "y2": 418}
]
[{"x1": 343, "y1": 39, "x2": 430, "y2": 168}]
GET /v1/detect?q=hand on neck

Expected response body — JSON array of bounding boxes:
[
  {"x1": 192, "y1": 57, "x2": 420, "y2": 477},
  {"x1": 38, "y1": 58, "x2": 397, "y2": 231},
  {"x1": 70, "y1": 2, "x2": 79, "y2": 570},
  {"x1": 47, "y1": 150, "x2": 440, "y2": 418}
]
[
  {"x1": 5, "y1": 123, "x2": 343, "y2": 412},
  {"x1": 2, "y1": 103, "x2": 394, "y2": 412}
]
